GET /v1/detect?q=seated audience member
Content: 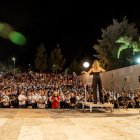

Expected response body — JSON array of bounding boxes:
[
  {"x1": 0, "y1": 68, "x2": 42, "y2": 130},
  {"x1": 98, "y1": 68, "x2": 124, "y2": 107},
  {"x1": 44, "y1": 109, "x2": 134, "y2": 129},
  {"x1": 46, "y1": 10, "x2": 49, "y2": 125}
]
[{"x1": 134, "y1": 90, "x2": 140, "y2": 108}]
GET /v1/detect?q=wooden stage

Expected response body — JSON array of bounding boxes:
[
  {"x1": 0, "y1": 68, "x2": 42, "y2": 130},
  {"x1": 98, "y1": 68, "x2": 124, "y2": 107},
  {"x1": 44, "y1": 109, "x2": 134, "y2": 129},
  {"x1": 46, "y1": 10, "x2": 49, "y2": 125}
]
[{"x1": 81, "y1": 102, "x2": 114, "y2": 112}]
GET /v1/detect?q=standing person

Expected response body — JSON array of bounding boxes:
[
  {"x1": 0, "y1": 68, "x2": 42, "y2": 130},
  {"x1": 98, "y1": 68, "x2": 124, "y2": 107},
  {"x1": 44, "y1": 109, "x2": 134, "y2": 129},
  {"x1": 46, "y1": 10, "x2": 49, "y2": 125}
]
[
  {"x1": 84, "y1": 60, "x2": 105, "y2": 104},
  {"x1": 1, "y1": 91, "x2": 10, "y2": 108},
  {"x1": 70, "y1": 92, "x2": 77, "y2": 109},
  {"x1": 37, "y1": 89, "x2": 47, "y2": 109},
  {"x1": 30, "y1": 90, "x2": 38, "y2": 109},
  {"x1": 18, "y1": 90, "x2": 27, "y2": 108},
  {"x1": 51, "y1": 91, "x2": 60, "y2": 109},
  {"x1": 59, "y1": 92, "x2": 65, "y2": 109}
]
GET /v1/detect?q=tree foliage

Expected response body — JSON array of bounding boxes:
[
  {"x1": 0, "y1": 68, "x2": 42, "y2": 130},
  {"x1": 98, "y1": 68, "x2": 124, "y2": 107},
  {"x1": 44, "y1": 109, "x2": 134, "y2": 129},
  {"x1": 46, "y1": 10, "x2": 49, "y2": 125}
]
[
  {"x1": 50, "y1": 45, "x2": 66, "y2": 73},
  {"x1": 0, "y1": 62, "x2": 6, "y2": 72},
  {"x1": 34, "y1": 43, "x2": 47, "y2": 72},
  {"x1": 68, "y1": 59, "x2": 81, "y2": 75},
  {"x1": 93, "y1": 17, "x2": 139, "y2": 70},
  {"x1": 116, "y1": 36, "x2": 140, "y2": 57}
]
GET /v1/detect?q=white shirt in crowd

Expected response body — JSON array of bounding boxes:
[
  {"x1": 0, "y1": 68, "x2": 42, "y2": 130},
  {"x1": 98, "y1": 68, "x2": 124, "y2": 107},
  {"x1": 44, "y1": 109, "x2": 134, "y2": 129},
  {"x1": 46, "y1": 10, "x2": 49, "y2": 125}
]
[
  {"x1": 31, "y1": 94, "x2": 38, "y2": 103},
  {"x1": 28, "y1": 94, "x2": 38, "y2": 104},
  {"x1": 37, "y1": 95, "x2": 47, "y2": 108},
  {"x1": 2, "y1": 95, "x2": 10, "y2": 106},
  {"x1": 18, "y1": 94, "x2": 26, "y2": 105}
]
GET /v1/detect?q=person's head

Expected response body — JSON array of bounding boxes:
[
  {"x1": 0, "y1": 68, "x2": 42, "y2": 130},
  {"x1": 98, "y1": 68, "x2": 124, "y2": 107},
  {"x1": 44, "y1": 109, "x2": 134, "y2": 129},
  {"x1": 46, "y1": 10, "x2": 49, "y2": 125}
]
[
  {"x1": 71, "y1": 92, "x2": 75, "y2": 97},
  {"x1": 53, "y1": 91, "x2": 58, "y2": 97},
  {"x1": 20, "y1": 90, "x2": 25, "y2": 95},
  {"x1": 121, "y1": 90, "x2": 126, "y2": 96},
  {"x1": 40, "y1": 89, "x2": 45, "y2": 96},
  {"x1": 92, "y1": 60, "x2": 99, "y2": 68}
]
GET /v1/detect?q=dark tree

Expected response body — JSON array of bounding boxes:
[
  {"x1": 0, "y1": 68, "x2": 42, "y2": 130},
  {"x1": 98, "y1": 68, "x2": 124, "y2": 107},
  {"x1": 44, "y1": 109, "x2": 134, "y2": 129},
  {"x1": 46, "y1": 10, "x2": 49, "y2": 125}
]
[
  {"x1": 34, "y1": 44, "x2": 47, "y2": 72},
  {"x1": 68, "y1": 59, "x2": 81, "y2": 75},
  {"x1": 93, "y1": 17, "x2": 139, "y2": 70},
  {"x1": 50, "y1": 44, "x2": 66, "y2": 73}
]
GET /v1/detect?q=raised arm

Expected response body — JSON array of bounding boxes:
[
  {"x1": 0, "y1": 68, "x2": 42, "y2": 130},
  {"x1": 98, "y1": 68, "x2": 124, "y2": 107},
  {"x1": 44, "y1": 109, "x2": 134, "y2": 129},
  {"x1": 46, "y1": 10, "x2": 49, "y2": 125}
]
[
  {"x1": 100, "y1": 67, "x2": 105, "y2": 72},
  {"x1": 87, "y1": 68, "x2": 93, "y2": 75},
  {"x1": 81, "y1": 68, "x2": 93, "y2": 75}
]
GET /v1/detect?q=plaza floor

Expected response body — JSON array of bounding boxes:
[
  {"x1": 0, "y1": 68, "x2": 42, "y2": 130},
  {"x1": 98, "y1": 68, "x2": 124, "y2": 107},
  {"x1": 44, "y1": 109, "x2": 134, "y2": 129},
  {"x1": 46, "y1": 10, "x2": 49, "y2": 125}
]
[{"x1": 0, "y1": 108, "x2": 140, "y2": 140}]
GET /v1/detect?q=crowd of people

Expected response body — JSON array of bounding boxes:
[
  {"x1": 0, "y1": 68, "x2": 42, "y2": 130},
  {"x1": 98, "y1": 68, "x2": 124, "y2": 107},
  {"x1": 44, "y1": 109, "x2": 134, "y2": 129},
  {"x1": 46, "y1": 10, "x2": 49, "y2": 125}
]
[
  {"x1": 0, "y1": 71, "x2": 140, "y2": 109},
  {"x1": 0, "y1": 72, "x2": 86, "y2": 109},
  {"x1": 103, "y1": 88, "x2": 140, "y2": 108}
]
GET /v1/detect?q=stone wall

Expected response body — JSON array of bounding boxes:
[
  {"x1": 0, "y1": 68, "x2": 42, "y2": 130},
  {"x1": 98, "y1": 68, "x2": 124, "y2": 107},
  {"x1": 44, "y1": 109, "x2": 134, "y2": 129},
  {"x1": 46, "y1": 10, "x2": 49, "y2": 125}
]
[{"x1": 77, "y1": 64, "x2": 140, "y2": 93}]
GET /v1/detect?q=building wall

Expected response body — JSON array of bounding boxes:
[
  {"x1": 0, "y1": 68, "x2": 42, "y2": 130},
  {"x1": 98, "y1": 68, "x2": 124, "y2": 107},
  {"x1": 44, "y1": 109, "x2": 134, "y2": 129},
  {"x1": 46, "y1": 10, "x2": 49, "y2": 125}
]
[{"x1": 78, "y1": 65, "x2": 140, "y2": 93}]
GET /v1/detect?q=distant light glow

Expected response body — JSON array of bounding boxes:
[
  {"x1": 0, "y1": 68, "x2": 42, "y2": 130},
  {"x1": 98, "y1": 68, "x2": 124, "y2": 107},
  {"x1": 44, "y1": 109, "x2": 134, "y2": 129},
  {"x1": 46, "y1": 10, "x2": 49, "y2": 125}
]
[
  {"x1": 9, "y1": 31, "x2": 26, "y2": 45},
  {"x1": 83, "y1": 62, "x2": 89, "y2": 68},
  {"x1": 136, "y1": 58, "x2": 140, "y2": 63},
  {"x1": 0, "y1": 23, "x2": 13, "y2": 39},
  {"x1": 12, "y1": 57, "x2": 16, "y2": 61},
  {"x1": 0, "y1": 22, "x2": 26, "y2": 46}
]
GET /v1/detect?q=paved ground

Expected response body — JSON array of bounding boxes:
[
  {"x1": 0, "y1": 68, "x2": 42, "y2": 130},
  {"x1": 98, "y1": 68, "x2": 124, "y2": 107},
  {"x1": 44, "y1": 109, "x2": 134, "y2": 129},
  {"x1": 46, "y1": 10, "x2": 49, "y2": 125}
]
[{"x1": 0, "y1": 108, "x2": 140, "y2": 140}]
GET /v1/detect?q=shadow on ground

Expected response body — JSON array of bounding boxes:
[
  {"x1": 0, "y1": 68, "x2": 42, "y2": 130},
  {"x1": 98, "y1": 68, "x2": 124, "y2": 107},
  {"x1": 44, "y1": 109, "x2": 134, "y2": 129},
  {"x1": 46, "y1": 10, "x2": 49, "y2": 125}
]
[{"x1": 0, "y1": 109, "x2": 139, "y2": 118}]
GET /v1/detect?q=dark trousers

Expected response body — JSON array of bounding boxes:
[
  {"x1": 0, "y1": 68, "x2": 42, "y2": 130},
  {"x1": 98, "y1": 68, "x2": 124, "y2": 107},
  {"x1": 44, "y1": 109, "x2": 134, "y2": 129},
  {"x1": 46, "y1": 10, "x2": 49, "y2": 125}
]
[
  {"x1": 19, "y1": 104, "x2": 26, "y2": 108},
  {"x1": 0, "y1": 103, "x2": 3, "y2": 108},
  {"x1": 93, "y1": 76, "x2": 103, "y2": 104},
  {"x1": 3, "y1": 105, "x2": 10, "y2": 108},
  {"x1": 60, "y1": 101, "x2": 65, "y2": 109},
  {"x1": 65, "y1": 103, "x2": 70, "y2": 109},
  {"x1": 32, "y1": 103, "x2": 37, "y2": 109}
]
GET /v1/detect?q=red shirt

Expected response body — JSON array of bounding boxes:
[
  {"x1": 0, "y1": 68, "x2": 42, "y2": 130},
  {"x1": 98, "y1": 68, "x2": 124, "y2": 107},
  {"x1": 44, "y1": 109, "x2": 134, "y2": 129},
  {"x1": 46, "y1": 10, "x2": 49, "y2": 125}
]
[{"x1": 51, "y1": 96, "x2": 60, "y2": 109}]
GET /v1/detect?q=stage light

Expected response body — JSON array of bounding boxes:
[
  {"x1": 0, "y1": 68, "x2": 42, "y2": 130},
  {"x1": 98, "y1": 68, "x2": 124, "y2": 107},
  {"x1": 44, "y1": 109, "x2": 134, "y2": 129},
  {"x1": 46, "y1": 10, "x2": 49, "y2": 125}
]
[
  {"x1": 12, "y1": 57, "x2": 16, "y2": 75},
  {"x1": 136, "y1": 57, "x2": 140, "y2": 64},
  {"x1": 83, "y1": 62, "x2": 89, "y2": 68}
]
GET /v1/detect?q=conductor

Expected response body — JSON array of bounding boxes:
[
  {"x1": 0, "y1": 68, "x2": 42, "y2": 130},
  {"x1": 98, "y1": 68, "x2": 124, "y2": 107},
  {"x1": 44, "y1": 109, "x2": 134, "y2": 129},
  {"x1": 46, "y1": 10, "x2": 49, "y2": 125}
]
[{"x1": 84, "y1": 60, "x2": 105, "y2": 104}]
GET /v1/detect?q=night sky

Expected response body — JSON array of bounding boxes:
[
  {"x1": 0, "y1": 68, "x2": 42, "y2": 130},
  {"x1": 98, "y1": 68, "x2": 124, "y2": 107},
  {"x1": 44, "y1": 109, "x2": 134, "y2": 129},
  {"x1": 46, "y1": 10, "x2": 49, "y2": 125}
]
[{"x1": 0, "y1": 1, "x2": 140, "y2": 69}]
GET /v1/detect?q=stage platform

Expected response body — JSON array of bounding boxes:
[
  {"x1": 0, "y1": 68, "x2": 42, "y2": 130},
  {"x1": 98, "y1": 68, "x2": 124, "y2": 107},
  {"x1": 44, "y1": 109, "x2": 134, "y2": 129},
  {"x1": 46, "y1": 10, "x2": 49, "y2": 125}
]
[{"x1": 81, "y1": 102, "x2": 114, "y2": 112}]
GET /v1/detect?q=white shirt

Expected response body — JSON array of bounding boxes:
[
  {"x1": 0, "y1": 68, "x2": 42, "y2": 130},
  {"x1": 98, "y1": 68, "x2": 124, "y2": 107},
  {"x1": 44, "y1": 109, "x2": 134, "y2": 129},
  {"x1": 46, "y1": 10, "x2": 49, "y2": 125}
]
[
  {"x1": 2, "y1": 95, "x2": 10, "y2": 106},
  {"x1": 18, "y1": 94, "x2": 26, "y2": 105},
  {"x1": 37, "y1": 95, "x2": 46, "y2": 108},
  {"x1": 31, "y1": 94, "x2": 38, "y2": 103}
]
